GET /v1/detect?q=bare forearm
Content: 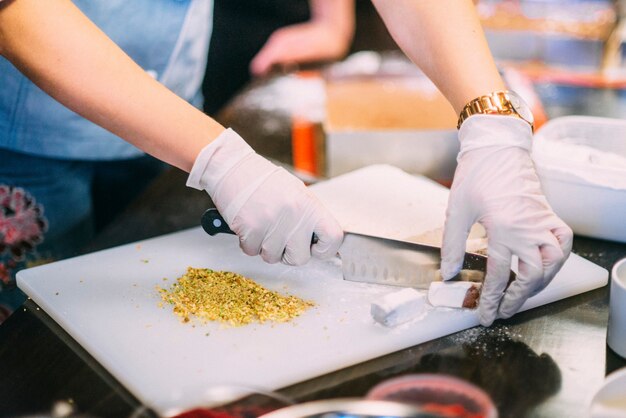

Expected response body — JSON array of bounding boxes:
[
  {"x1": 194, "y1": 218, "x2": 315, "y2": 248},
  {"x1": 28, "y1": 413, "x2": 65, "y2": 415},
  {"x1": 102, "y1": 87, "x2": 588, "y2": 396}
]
[
  {"x1": 0, "y1": 0, "x2": 223, "y2": 171},
  {"x1": 371, "y1": 0, "x2": 505, "y2": 113}
]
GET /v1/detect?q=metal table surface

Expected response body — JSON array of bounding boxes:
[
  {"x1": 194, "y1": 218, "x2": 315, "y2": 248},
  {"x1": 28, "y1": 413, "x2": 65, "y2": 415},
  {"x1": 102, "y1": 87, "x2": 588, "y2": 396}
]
[{"x1": 1, "y1": 78, "x2": 625, "y2": 418}]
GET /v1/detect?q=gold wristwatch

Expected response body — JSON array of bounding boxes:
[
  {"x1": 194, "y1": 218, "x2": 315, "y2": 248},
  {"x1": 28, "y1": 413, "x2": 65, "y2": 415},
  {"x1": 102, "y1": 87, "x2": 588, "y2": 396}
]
[{"x1": 457, "y1": 90, "x2": 534, "y2": 132}]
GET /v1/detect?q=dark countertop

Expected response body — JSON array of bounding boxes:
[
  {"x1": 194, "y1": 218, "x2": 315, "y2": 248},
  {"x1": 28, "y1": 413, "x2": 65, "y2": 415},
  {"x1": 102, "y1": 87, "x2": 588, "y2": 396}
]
[{"x1": 1, "y1": 76, "x2": 626, "y2": 418}]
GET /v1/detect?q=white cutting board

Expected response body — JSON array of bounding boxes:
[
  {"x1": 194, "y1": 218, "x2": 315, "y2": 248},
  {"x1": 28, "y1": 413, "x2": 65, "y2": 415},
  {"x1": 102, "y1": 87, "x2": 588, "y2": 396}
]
[{"x1": 17, "y1": 165, "x2": 608, "y2": 416}]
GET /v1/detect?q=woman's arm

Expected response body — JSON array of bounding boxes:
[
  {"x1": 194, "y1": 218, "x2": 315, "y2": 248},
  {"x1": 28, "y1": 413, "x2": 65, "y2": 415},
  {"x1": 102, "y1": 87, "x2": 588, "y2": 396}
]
[
  {"x1": 370, "y1": 0, "x2": 572, "y2": 327},
  {"x1": 0, "y1": 0, "x2": 344, "y2": 266},
  {"x1": 0, "y1": 0, "x2": 223, "y2": 172},
  {"x1": 371, "y1": 0, "x2": 505, "y2": 113}
]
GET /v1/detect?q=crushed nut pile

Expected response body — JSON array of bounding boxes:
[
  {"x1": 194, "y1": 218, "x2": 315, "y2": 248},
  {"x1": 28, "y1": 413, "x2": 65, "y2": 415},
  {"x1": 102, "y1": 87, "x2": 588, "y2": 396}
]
[{"x1": 157, "y1": 267, "x2": 314, "y2": 326}]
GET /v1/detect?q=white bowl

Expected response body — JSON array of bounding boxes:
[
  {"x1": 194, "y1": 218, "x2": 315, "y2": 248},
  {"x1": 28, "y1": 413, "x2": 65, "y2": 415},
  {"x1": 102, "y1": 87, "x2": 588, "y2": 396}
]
[
  {"x1": 533, "y1": 116, "x2": 626, "y2": 243},
  {"x1": 589, "y1": 367, "x2": 626, "y2": 418}
]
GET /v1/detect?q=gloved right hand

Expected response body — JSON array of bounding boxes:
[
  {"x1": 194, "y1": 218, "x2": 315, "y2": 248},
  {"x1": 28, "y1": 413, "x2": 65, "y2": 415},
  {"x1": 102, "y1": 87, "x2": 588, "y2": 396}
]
[
  {"x1": 441, "y1": 115, "x2": 573, "y2": 326},
  {"x1": 187, "y1": 128, "x2": 343, "y2": 265}
]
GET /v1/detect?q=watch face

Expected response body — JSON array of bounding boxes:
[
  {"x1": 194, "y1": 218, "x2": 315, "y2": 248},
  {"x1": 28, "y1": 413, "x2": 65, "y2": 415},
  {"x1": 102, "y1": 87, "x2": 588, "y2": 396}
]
[{"x1": 507, "y1": 91, "x2": 534, "y2": 125}]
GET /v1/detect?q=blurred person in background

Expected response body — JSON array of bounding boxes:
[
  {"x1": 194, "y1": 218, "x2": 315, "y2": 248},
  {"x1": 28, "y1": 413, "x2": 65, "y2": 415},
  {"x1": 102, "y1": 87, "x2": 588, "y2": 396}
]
[{"x1": 204, "y1": 0, "x2": 355, "y2": 115}]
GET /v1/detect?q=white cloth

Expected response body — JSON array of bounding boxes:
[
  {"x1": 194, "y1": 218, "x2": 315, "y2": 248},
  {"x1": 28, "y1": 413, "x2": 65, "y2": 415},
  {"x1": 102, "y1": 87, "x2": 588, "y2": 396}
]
[
  {"x1": 441, "y1": 115, "x2": 573, "y2": 326},
  {"x1": 187, "y1": 129, "x2": 343, "y2": 265}
]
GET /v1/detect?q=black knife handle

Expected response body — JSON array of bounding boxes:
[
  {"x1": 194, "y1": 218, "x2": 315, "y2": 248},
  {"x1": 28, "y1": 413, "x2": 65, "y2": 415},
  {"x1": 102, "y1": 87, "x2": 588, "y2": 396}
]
[
  {"x1": 200, "y1": 208, "x2": 319, "y2": 244},
  {"x1": 201, "y1": 208, "x2": 235, "y2": 236}
]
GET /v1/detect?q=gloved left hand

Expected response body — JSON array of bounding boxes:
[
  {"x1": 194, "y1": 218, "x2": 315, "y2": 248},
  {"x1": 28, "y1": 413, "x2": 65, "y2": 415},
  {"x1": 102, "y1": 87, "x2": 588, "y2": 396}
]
[
  {"x1": 441, "y1": 115, "x2": 573, "y2": 326},
  {"x1": 187, "y1": 128, "x2": 343, "y2": 266}
]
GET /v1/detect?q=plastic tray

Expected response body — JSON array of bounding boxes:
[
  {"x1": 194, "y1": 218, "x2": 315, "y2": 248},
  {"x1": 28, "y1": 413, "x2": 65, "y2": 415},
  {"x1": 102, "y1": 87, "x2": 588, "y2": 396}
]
[{"x1": 533, "y1": 116, "x2": 626, "y2": 242}]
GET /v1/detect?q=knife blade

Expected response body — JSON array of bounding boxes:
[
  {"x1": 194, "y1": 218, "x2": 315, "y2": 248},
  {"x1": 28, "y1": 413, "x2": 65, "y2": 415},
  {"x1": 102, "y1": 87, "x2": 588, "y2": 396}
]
[{"x1": 200, "y1": 208, "x2": 506, "y2": 289}]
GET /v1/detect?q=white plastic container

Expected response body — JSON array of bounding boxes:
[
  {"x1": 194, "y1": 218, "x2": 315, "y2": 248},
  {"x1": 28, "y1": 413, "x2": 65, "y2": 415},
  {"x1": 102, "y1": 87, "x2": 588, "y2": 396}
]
[{"x1": 532, "y1": 116, "x2": 626, "y2": 243}]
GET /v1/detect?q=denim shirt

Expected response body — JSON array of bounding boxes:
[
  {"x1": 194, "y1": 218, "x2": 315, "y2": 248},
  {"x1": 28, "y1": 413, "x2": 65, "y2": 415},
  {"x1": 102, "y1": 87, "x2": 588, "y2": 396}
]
[{"x1": 0, "y1": 0, "x2": 213, "y2": 160}]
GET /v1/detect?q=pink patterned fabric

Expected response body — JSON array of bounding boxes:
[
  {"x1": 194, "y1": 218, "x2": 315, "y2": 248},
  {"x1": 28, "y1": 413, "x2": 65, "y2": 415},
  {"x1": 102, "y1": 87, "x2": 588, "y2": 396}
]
[{"x1": 0, "y1": 186, "x2": 47, "y2": 285}]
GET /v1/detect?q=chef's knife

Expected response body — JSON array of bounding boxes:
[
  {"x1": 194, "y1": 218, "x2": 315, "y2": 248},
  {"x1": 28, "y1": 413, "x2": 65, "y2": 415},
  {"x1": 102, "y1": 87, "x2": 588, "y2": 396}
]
[{"x1": 200, "y1": 208, "x2": 508, "y2": 289}]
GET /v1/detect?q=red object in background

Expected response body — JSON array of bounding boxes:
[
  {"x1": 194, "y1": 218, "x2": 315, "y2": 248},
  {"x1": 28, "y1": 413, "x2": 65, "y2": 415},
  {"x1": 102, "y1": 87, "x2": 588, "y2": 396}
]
[
  {"x1": 170, "y1": 390, "x2": 291, "y2": 418},
  {"x1": 172, "y1": 409, "x2": 234, "y2": 418},
  {"x1": 172, "y1": 406, "x2": 271, "y2": 418},
  {"x1": 367, "y1": 374, "x2": 497, "y2": 418},
  {"x1": 422, "y1": 402, "x2": 484, "y2": 418},
  {"x1": 291, "y1": 117, "x2": 319, "y2": 176},
  {"x1": 519, "y1": 64, "x2": 626, "y2": 90}
]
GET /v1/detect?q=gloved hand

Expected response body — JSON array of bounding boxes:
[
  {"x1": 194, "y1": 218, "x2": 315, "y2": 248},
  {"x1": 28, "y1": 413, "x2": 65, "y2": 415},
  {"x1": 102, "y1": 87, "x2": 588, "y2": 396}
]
[
  {"x1": 187, "y1": 128, "x2": 343, "y2": 265},
  {"x1": 441, "y1": 115, "x2": 573, "y2": 326}
]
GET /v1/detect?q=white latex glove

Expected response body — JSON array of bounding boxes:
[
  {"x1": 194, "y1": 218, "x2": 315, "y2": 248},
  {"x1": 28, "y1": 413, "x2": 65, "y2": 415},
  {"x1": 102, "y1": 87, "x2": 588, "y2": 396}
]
[
  {"x1": 187, "y1": 128, "x2": 343, "y2": 265},
  {"x1": 441, "y1": 115, "x2": 573, "y2": 326}
]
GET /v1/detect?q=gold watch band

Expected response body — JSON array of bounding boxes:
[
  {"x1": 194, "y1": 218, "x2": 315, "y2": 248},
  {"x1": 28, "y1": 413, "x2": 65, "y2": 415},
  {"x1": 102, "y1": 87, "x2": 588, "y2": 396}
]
[{"x1": 457, "y1": 90, "x2": 534, "y2": 132}]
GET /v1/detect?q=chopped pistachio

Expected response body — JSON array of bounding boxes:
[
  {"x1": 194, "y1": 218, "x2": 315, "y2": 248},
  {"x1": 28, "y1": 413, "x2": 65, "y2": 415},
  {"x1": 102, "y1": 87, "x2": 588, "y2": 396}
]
[{"x1": 157, "y1": 267, "x2": 314, "y2": 327}]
